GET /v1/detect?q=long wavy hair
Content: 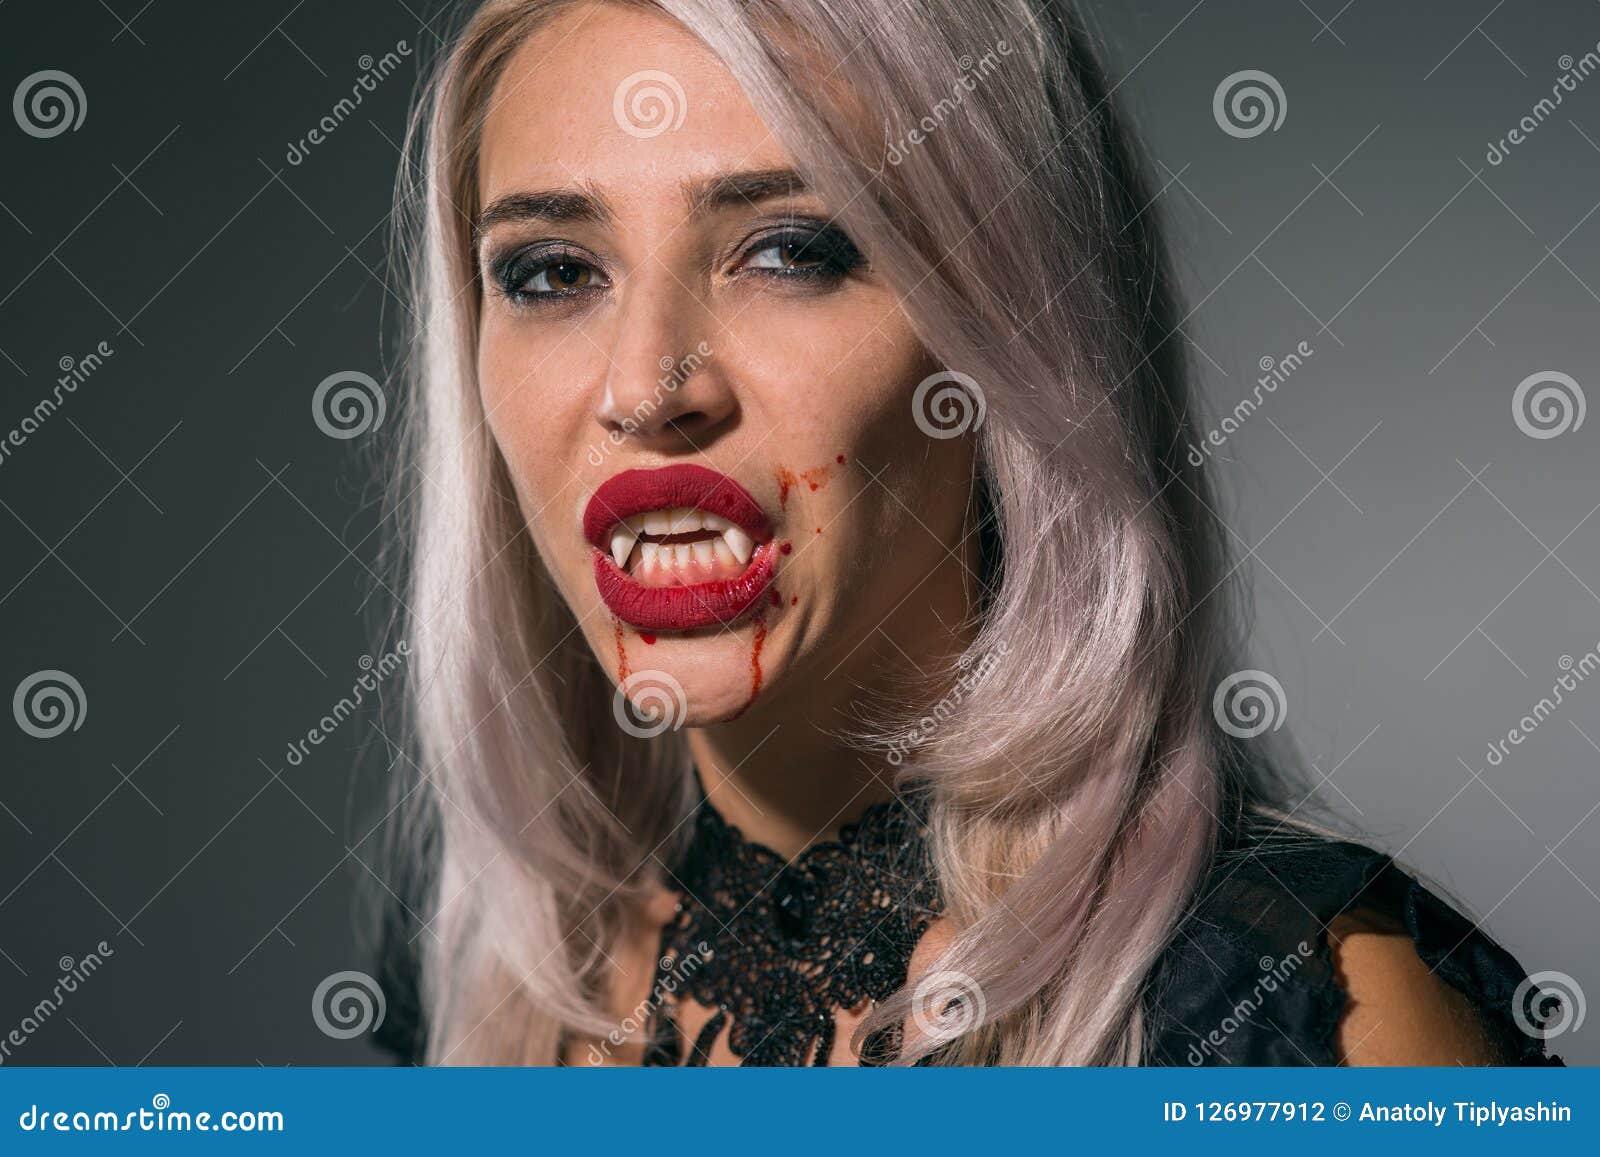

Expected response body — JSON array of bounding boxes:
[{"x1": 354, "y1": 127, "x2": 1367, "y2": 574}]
[{"x1": 383, "y1": 0, "x2": 1275, "y2": 1065}]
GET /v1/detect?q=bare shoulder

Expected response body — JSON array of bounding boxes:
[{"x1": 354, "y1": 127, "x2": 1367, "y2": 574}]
[{"x1": 1329, "y1": 908, "x2": 1500, "y2": 1065}]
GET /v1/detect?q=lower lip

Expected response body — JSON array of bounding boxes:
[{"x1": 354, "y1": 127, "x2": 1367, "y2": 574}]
[{"x1": 593, "y1": 542, "x2": 778, "y2": 631}]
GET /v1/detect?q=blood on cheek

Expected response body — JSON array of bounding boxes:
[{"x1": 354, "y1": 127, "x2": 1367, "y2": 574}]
[{"x1": 775, "y1": 455, "x2": 844, "y2": 510}]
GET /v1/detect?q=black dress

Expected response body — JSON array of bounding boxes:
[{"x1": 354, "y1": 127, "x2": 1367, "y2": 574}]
[
  {"x1": 371, "y1": 793, "x2": 1563, "y2": 1067},
  {"x1": 1141, "y1": 825, "x2": 1561, "y2": 1066}
]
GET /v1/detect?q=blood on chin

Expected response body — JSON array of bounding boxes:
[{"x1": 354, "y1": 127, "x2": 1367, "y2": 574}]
[{"x1": 609, "y1": 605, "x2": 773, "y2": 723}]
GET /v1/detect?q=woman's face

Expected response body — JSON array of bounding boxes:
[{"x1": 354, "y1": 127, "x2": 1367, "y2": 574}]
[{"x1": 475, "y1": 2, "x2": 976, "y2": 724}]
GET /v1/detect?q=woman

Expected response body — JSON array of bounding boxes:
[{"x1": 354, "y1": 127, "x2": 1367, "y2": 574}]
[{"x1": 370, "y1": 0, "x2": 1560, "y2": 1066}]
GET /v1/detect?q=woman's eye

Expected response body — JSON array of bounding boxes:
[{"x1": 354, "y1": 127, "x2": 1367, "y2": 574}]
[
  {"x1": 525, "y1": 260, "x2": 596, "y2": 292},
  {"x1": 745, "y1": 239, "x2": 818, "y2": 270},
  {"x1": 493, "y1": 249, "x2": 607, "y2": 303},
  {"x1": 739, "y1": 228, "x2": 864, "y2": 280}
]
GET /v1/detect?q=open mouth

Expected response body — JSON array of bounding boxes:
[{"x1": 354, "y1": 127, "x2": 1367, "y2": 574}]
[
  {"x1": 583, "y1": 464, "x2": 777, "y2": 631},
  {"x1": 605, "y1": 508, "x2": 758, "y2": 581}
]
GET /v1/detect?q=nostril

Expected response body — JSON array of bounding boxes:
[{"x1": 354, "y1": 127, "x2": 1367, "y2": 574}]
[
  {"x1": 665, "y1": 413, "x2": 708, "y2": 435},
  {"x1": 599, "y1": 405, "x2": 719, "y2": 441}
]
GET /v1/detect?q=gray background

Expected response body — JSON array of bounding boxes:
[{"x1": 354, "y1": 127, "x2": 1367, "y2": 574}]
[{"x1": 0, "y1": 0, "x2": 1594, "y2": 1066}]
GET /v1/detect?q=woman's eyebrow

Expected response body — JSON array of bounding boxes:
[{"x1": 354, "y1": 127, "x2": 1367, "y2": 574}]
[
  {"x1": 472, "y1": 168, "x2": 812, "y2": 244},
  {"x1": 473, "y1": 188, "x2": 611, "y2": 246},
  {"x1": 687, "y1": 167, "x2": 810, "y2": 214}
]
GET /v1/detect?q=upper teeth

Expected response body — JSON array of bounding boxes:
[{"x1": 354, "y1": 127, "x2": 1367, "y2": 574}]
[{"x1": 608, "y1": 508, "x2": 756, "y2": 569}]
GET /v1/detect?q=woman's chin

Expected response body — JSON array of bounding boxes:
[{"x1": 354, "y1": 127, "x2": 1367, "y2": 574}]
[{"x1": 604, "y1": 614, "x2": 787, "y2": 729}]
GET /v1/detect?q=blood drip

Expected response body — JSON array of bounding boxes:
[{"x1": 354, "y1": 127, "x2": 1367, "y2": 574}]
[
  {"x1": 613, "y1": 618, "x2": 629, "y2": 682},
  {"x1": 726, "y1": 615, "x2": 768, "y2": 720},
  {"x1": 747, "y1": 616, "x2": 767, "y2": 703}
]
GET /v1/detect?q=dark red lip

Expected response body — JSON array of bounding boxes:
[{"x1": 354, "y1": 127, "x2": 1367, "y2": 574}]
[
  {"x1": 592, "y1": 543, "x2": 778, "y2": 631},
  {"x1": 583, "y1": 465, "x2": 777, "y2": 631},
  {"x1": 582, "y1": 464, "x2": 772, "y2": 548}
]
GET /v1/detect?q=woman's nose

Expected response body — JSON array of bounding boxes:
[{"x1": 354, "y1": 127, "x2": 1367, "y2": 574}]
[{"x1": 592, "y1": 273, "x2": 734, "y2": 447}]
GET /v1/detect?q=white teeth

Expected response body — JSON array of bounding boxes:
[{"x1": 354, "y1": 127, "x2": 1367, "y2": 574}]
[
  {"x1": 721, "y1": 524, "x2": 754, "y2": 565},
  {"x1": 667, "y1": 507, "x2": 702, "y2": 534},
  {"x1": 702, "y1": 513, "x2": 754, "y2": 564},
  {"x1": 610, "y1": 528, "x2": 638, "y2": 569},
  {"x1": 615, "y1": 507, "x2": 759, "y2": 572}
]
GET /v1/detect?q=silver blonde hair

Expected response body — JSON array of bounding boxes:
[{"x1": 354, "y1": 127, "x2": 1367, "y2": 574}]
[{"x1": 385, "y1": 0, "x2": 1268, "y2": 1065}]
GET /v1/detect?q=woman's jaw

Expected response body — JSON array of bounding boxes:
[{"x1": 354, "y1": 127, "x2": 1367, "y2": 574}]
[
  {"x1": 571, "y1": 459, "x2": 981, "y2": 737},
  {"x1": 577, "y1": 458, "x2": 825, "y2": 726}
]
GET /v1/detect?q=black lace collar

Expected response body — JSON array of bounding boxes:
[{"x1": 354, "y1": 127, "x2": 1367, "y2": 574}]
[{"x1": 642, "y1": 780, "x2": 943, "y2": 1066}]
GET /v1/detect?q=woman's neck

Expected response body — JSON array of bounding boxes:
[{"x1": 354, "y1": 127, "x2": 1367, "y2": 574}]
[{"x1": 688, "y1": 730, "x2": 898, "y2": 860}]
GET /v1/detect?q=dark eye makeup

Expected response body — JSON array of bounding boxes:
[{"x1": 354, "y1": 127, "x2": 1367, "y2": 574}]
[
  {"x1": 487, "y1": 243, "x2": 607, "y2": 306},
  {"x1": 483, "y1": 217, "x2": 866, "y2": 309},
  {"x1": 734, "y1": 219, "x2": 865, "y2": 282}
]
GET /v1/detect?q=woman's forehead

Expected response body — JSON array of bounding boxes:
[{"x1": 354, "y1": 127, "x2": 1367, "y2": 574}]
[{"x1": 476, "y1": 3, "x2": 794, "y2": 212}]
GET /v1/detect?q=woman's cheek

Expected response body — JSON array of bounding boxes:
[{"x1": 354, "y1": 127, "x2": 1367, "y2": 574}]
[{"x1": 478, "y1": 350, "x2": 579, "y2": 558}]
